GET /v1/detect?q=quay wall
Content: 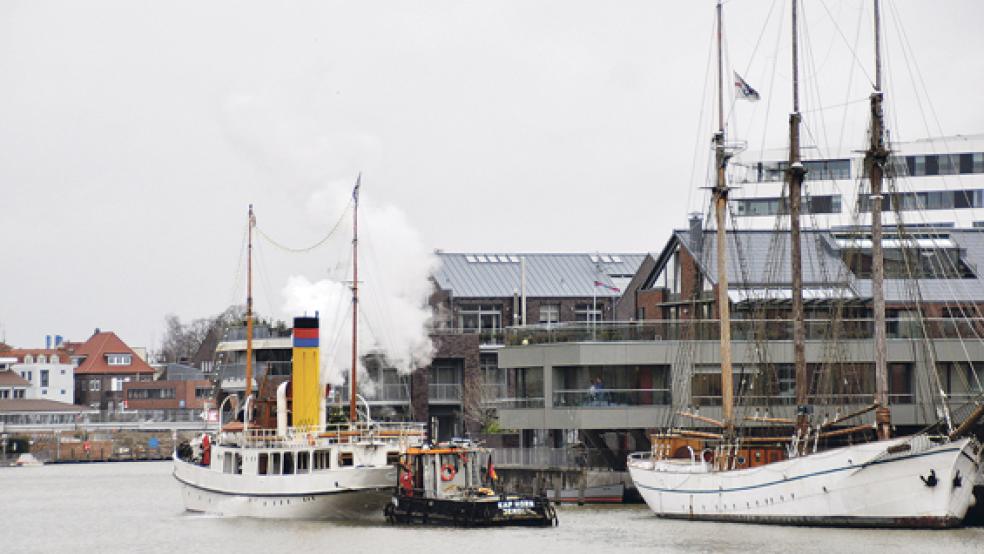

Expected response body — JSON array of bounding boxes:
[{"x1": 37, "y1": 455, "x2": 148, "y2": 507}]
[{"x1": 2, "y1": 429, "x2": 203, "y2": 463}]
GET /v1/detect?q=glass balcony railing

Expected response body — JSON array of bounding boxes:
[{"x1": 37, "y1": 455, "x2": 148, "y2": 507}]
[
  {"x1": 331, "y1": 384, "x2": 410, "y2": 403},
  {"x1": 552, "y1": 388, "x2": 672, "y2": 408},
  {"x1": 690, "y1": 392, "x2": 916, "y2": 407},
  {"x1": 505, "y1": 318, "x2": 984, "y2": 346},
  {"x1": 217, "y1": 361, "x2": 292, "y2": 380},
  {"x1": 428, "y1": 383, "x2": 463, "y2": 401}
]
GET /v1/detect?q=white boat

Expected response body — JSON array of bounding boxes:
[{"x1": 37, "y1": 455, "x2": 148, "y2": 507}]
[
  {"x1": 628, "y1": 0, "x2": 983, "y2": 528},
  {"x1": 629, "y1": 435, "x2": 980, "y2": 527},
  {"x1": 14, "y1": 453, "x2": 44, "y2": 467},
  {"x1": 174, "y1": 188, "x2": 425, "y2": 520},
  {"x1": 174, "y1": 421, "x2": 423, "y2": 520}
]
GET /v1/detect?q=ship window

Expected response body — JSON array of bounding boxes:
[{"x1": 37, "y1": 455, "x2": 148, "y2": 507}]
[
  {"x1": 283, "y1": 452, "x2": 295, "y2": 475},
  {"x1": 340, "y1": 452, "x2": 354, "y2": 467},
  {"x1": 258, "y1": 453, "x2": 269, "y2": 475},
  {"x1": 296, "y1": 451, "x2": 310, "y2": 474},
  {"x1": 271, "y1": 452, "x2": 282, "y2": 474},
  {"x1": 313, "y1": 449, "x2": 331, "y2": 470}
]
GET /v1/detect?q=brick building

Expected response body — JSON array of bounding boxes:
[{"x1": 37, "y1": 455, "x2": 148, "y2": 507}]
[
  {"x1": 123, "y1": 379, "x2": 213, "y2": 410},
  {"x1": 69, "y1": 330, "x2": 155, "y2": 411}
]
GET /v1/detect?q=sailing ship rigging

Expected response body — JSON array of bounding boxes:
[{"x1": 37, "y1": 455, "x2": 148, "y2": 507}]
[
  {"x1": 173, "y1": 178, "x2": 424, "y2": 520},
  {"x1": 628, "y1": 0, "x2": 984, "y2": 527}
]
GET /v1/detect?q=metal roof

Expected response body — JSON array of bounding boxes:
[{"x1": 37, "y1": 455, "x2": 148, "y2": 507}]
[
  {"x1": 434, "y1": 253, "x2": 647, "y2": 298},
  {"x1": 673, "y1": 228, "x2": 984, "y2": 303}
]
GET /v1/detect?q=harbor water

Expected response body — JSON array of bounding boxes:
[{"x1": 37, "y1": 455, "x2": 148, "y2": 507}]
[{"x1": 2, "y1": 461, "x2": 982, "y2": 553}]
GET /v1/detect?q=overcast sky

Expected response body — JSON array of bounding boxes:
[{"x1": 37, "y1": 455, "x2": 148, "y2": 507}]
[{"x1": 2, "y1": 1, "x2": 983, "y2": 350}]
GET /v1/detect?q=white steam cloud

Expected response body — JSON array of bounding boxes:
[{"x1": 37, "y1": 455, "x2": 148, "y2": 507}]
[
  {"x1": 221, "y1": 88, "x2": 438, "y2": 390},
  {"x1": 281, "y1": 184, "x2": 439, "y2": 389}
]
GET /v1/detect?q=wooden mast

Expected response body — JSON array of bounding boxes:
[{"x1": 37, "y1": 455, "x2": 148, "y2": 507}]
[
  {"x1": 867, "y1": 0, "x2": 892, "y2": 440},
  {"x1": 714, "y1": 0, "x2": 735, "y2": 436},
  {"x1": 245, "y1": 204, "x2": 255, "y2": 405},
  {"x1": 788, "y1": 0, "x2": 810, "y2": 439},
  {"x1": 350, "y1": 175, "x2": 361, "y2": 422}
]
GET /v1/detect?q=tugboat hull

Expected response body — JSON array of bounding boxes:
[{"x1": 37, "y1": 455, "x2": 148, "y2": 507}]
[{"x1": 384, "y1": 495, "x2": 557, "y2": 527}]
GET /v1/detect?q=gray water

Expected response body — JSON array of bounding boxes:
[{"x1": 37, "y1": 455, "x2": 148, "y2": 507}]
[{"x1": 2, "y1": 461, "x2": 981, "y2": 554}]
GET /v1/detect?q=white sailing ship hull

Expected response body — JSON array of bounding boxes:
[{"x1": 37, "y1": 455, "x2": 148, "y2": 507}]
[
  {"x1": 628, "y1": 436, "x2": 981, "y2": 528},
  {"x1": 173, "y1": 455, "x2": 396, "y2": 520}
]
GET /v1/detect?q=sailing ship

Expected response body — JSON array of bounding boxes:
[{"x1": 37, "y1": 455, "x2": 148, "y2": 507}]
[
  {"x1": 174, "y1": 186, "x2": 425, "y2": 519},
  {"x1": 627, "y1": 0, "x2": 983, "y2": 528}
]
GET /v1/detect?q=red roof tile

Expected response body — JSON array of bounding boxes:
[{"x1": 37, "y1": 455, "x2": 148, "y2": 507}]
[
  {"x1": 2, "y1": 348, "x2": 72, "y2": 364},
  {"x1": 73, "y1": 332, "x2": 155, "y2": 375}
]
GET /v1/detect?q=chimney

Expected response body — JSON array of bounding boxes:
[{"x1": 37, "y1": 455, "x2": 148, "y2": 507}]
[
  {"x1": 688, "y1": 212, "x2": 704, "y2": 256},
  {"x1": 93, "y1": 327, "x2": 101, "y2": 336}
]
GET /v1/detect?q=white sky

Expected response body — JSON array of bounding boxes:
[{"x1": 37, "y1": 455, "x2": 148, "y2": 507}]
[{"x1": 2, "y1": 1, "x2": 983, "y2": 350}]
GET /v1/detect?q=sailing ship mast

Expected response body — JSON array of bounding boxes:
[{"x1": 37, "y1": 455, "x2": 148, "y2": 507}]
[
  {"x1": 713, "y1": 0, "x2": 735, "y2": 436},
  {"x1": 245, "y1": 204, "x2": 256, "y2": 405},
  {"x1": 866, "y1": 0, "x2": 892, "y2": 440},
  {"x1": 787, "y1": 0, "x2": 809, "y2": 440},
  {"x1": 350, "y1": 175, "x2": 361, "y2": 422}
]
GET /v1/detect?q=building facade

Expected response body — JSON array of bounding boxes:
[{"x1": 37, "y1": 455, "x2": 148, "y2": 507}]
[
  {"x1": 2, "y1": 349, "x2": 75, "y2": 404},
  {"x1": 69, "y1": 330, "x2": 155, "y2": 411}
]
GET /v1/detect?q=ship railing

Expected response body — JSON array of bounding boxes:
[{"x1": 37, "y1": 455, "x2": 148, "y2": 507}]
[{"x1": 241, "y1": 422, "x2": 427, "y2": 448}]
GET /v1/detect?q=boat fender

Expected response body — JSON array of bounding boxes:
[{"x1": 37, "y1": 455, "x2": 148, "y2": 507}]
[
  {"x1": 701, "y1": 449, "x2": 714, "y2": 463},
  {"x1": 920, "y1": 469, "x2": 938, "y2": 487},
  {"x1": 953, "y1": 470, "x2": 962, "y2": 488},
  {"x1": 441, "y1": 463, "x2": 457, "y2": 481},
  {"x1": 201, "y1": 434, "x2": 211, "y2": 467}
]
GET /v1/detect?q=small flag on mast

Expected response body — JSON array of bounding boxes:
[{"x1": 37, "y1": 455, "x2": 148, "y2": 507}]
[
  {"x1": 594, "y1": 280, "x2": 621, "y2": 293},
  {"x1": 734, "y1": 72, "x2": 761, "y2": 101}
]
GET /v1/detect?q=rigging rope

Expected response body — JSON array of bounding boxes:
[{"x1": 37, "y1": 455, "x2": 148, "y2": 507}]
[{"x1": 255, "y1": 198, "x2": 353, "y2": 253}]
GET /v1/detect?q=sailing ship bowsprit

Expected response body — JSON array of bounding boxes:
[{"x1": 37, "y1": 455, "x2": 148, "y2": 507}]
[{"x1": 628, "y1": 0, "x2": 983, "y2": 528}]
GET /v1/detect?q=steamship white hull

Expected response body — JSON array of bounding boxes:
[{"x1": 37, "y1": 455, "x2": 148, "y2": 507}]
[
  {"x1": 173, "y1": 453, "x2": 396, "y2": 520},
  {"x1": 628, "y1": 436, "x2": 981, "y2": 528}
]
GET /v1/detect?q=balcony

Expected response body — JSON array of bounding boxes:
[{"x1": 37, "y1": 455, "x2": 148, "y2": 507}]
[
  {"x1": 552, "y1": 388, "x2": 671, "y2": 408},
  {"x1": 505, "y1": 318, "x2": 984, "y2": 346},
  {"x1": 428, "y1": 383, "x2": 463, "y2": 402},
  {"x1": 331, "y1": 384, "x2": 410, "y2": 404},
  {"x1": 429, "y1": 326, "x2": 504, "y2": 346}
]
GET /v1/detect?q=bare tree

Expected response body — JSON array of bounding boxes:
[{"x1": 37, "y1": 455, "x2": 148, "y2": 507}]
[{"x1": 159, "y1": 305, "x2": 246, "y2": 363}]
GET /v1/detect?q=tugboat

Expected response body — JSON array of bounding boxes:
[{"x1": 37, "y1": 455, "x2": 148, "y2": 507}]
[{"x1": 384, "y1": 440, "x2": 558, "y2": 527}]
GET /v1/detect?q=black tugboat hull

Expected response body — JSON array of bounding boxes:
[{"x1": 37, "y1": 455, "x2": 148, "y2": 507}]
[{"x1": 384, "y1": 495, "x2": 557, "y2": 527}]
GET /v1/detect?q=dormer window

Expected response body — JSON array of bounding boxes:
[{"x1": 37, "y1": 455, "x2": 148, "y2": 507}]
[
  {"x1": 24, "y1": 355, "x2": 34, "y2": 364},
  {"x1": 50, "y1": 355, "x2": 59, "y2": 363},
  {"x1": 106, "y1": 354, "x2": 132, "y2": 366},
  {"x1": 37, "y1": 355, "x2": 47, "y2": 364}
]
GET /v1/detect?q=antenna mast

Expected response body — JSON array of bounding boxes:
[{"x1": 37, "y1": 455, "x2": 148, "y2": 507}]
[{"x1": 350, "y1": 175, "x2": 361, "y2": 422}]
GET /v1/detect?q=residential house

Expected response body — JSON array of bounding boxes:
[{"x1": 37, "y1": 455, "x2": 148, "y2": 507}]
[
  {"x1": 68, "y1": 330, "x2": 155, "y2": 411},
  {"x1": 2, "y1": 348, "x2": 75, "y2": 404}
]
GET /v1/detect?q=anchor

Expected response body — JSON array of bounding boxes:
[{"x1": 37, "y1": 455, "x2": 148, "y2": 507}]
[{"x1": 920, "y1": 469, "x2": 938, "y2": 488}]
